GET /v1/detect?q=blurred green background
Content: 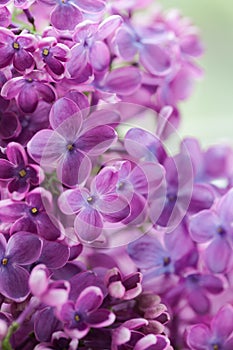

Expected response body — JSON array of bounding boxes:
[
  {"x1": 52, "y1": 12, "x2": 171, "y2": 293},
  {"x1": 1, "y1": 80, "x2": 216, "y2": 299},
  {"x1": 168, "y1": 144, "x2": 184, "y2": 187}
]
[{"x1": 162, "y1": 0, "x2": 233, "y2": 146}]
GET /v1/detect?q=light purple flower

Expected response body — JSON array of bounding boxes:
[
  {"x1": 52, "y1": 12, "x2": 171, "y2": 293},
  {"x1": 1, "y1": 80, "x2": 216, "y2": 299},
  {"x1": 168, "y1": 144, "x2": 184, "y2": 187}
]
[
  {"x1": 0, "y1": 142, "x2": 44, "y2": 200},
  {"x1": 0, "y1": 231, "x2": 42, "y2": 300},
  {"x1": 67, "y1": 16, "x2": 122, "y2": 78},
  {"x1": 58, "y1": 167, "x2": 130, "y2": 242},
  {"x1": 189, "y1": 188, "x2": 233, "y2": 273},
  {"x1": 29, "y1": 264, "x2": 70, "y2": 306},
  {"x1": 186, "y1": 305, "x2": 233, "y2": 350},
  {"x1": 57, "y1": 286, "x2": 115, "y2": 339},
  {"x1": 0, "y1": 28, "x2": 36, "y2": 72},
  {"x1": 37, "y1": 0, "x2": 105, "y2": 31},
  {"x1": 27, "y1": 97, "x2": 117, "y2": 187}
]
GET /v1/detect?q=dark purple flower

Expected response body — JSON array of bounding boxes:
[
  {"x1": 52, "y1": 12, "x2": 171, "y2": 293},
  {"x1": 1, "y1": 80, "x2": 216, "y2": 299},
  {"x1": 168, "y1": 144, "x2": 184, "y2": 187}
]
[
  {"x1": 35, "y1": 37, "x2": 70, "y2": 79},
  {"x1": 1, "y1": 71, "x2": 56, "y2": 113},
  {"x1": 59, "y1": 167, "x2": 130, "y2": 242},
  {"x1": 0, "y1": 142, "x2": 44, "y2": 200},
  {"x1": 105, "y1": 267, "x2": 142, "y2": 300},
  {"x1": 186, "y1": 305, "x2": 233, "y2": 350},
  {"x1": 37, "y1": 0, "x2": 105, "y2": 31},
  {"x1": 0, "y1": 188, "x2": 62, "y2": 240},
  {"x1": 0, "y1": 231, "x2": 42, "y2": 300},
  {"x1": 189, "y1": 188, "x2": 233, "y2": 273},
  {"x1": 0, "y1": 28, "x2": 36, "y2": 72},
  {"x1": 27, "y1": 97, "x2": 117, "y2": 187},
  {"x1": 57, "y1": 286, "x2": 115, "y2": 339}
]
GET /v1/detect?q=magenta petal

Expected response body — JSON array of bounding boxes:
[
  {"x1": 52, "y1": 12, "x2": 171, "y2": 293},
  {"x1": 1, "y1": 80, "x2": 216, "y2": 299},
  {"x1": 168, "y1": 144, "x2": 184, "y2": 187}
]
[
  {"x1": 0, "y1": 111, "x2": 21, "y2": 140},
  {"x1": 36, "y1": 213, "x2": 61, "y2": 241},
  {"x1": 58, "y1": 188, "x2": 88, "y2": 215},
  {"x1": 205, "y1": 238, "x2": 231, "y2": 273},
  {"x1": 139, "y1": 44, "x2": 171, "y2": 76},
  {"x1": 97, "y1": 15, "x2": 122, "y2": 40},
  {"x1": 211, "y1": 305, "x2": 233, "y2": 340},
  {"x1": 105, "y1": 67, "x2": 141, "y2": 96},
  {"x1": 83, "y1": 110, "x2": 120, "y2": 130},
  {"x1": 67, "y1": 44, "x2": 88, "y2": 79},
  {"x1": 8, "y1": 178, "x2": 30, "y2": 199},
  {"x1": 86, "y1": 309, "x2": 115, "y2": 327},
  {"x1": 57, "y1": 150, "x2": 92, "y2": 187},
  {"x1": 99, "y1": 194, "x2": 130, "y2": 223},
  {"x1": 189, "y1": 210, "x2": 220, "y2": 243},
  {"x1": 18, "y1": 85, "x2": 38, "y2": 113},
  {"x1": 76, "y1": 286, "x2": 103, "y2": 313},
  {"x1": 225, "y1": 338, "x2": 233, "y2": 350},
  {"x1": 0, "y1": 234, "x2": 6, "y2": 257},
  {"x1": 1, "y1": 77, "x2": 24, "y2": 100},
  {"x1": 50, "y1": 97, "x2": 81, "y2": 131},
  {"x1": 91, "y1": 168, "x2": 118, "y2": 195},
  {"x1": 74, "y1": 208, "x2": 103, "y2": 242},
  {"x1": 0, "y1": 264, "x2": 30, "y2": 300},
  {"x1": 0, "y1": 160, "x2": 14, "y2": 179},
  {"x1": 51, "y1": 4, "x2": 83, "y2": 31},
  {"x1": 188, "y1": 289, "x2": 210, "y2": 314},
  {"x1": 186, "y1": 324, "x2": 210, "y2": 350},
  {"x1": 13, "y1": 50, "x2": 34, "y2": 72},
  {"x1": 27, "y1": 129, "x2": 65, "y2": 166},
  {"x1": 77, "y1": 125, "x2": 117, "y2": 156},
  {"x1": 115, "y1": 27, "x2": 138, "y2": 60},
  {"x1": 89, "y1": 41, "x2": 110, "y2": 71},
  {"x1": 74, "y1": 0, "x2": 105, "y2": 13},
  {"x1": 45, "y1": 56, "x2": 64, "y2": 76},
  {"x1": 39, "y1": 240, "x2": 69, "y2": 269},
  {"x1": 6, "y1": 232, "x2": 42, "y2": 264},
  {"x1": 0, "y1": 200, "x2": 26, "y2": 222},
  {"x1": 6, "y1": 142, "x2": 27, "y2": 165}
]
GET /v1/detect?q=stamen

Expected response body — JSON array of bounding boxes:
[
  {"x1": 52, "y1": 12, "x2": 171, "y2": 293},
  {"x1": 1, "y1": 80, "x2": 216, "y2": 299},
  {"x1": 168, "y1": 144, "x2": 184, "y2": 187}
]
[
  {"x1": 1, "y1": 258, "x2": 8, "y2": 266},
  {"x1": 74, "y1": 314, "x2": 80, "y2": 322},
  {"x1": 67, "y1": 144, "x2": 74, "y2": 151},
  {"x1": 213, "y1": 345, "x2": 219, "y2": 350},
  {"x1": 42, "y1": 48, "x2": 49, "y2": 56},
  {"x1": 13, "y1": 42, "x2": 20, "y2": 50},
  {"x1": 87, "y1": 196, "x2": 94, "y2": 203},
  {"x1": 31, "y1": 207, "x2": 38, "y2": 214},
  {"x1": 163, "y1": 256, "x2": 171, "y2": 266},
  {"x1": 19, "y1": 169, "x2": 27, "y2": 178}
]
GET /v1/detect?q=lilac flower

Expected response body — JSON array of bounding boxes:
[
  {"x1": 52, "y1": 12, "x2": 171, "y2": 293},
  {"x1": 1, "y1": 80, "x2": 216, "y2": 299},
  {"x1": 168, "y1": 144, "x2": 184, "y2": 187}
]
[
  {"x1": 115, "y1": 24, "x2": 172, "y2": 76},
  {"x1": 1, "y1": 71, "x2": 56, "y2": 113},
  {"x1": 186, "y1": 305, "x2": 233, "y2": 350},
  {"x1": 34, "y1": 331, "x2": 79, "y2": 350},
  {"x1": 67, "y1": 16, "x2": 122, "y2": 78},
  {"x1": 105, "y1": 267, "x2": 142, "y2": 300},
  {"x1": 57, "y1": 286, "x2": 115, "y2": 339},
  {"x1": 35, "y1": 37, "x2": 70, "y2": 79},
  {"x1": 0, "y1": 28, "x2": 36, "y2": 72},
  {"x1": 189, "y1": 188, "x2": 233, "y2": 273},
  {"x1": 29, "y1": 264, "x2": 70, "y2": 306},
  {"x1": 59, "y1": 167, "x2": 130, "y2": 242},
  {"x1": 0, "y1": 142, "x2": 44, "y2": 200},
  {"x1": 27, "y1": 97, "x2": 117, "y2": 187},
  {"x1": 37, "y1": 0, "x2": 105, "y2": 31},
  {"x1": 0, "y1": 188, "x2": 62, "y2": 240},
  {"x1": 0, "y1": 231, "x2": 42, "y2": 300},
  {"x1": 128, "y1": 225, "x2": 197, "y2": 279}
]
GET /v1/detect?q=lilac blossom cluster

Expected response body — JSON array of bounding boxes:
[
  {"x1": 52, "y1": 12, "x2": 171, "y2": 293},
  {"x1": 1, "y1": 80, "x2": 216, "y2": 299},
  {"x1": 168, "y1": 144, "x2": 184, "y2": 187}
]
[{"x1": 0, "y1": 1, "x2": 232, "y2": 350}]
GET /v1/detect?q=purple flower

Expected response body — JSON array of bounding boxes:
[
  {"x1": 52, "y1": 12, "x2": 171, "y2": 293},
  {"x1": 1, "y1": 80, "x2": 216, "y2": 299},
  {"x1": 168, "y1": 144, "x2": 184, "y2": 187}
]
[
  {"x1": 1, "y1": 71, "x2": 56, "y2": 113},
  {"x1": 0, "y1": 142, "x2": 44, "y2": 200},
  {"x1": 128, "y1": 225, "x2": 197, "y2": 279},
  {"x1": 38, "y1": 0, "x2": 105, "y2": 31},
  {"x1": 0, "y1": 28, "x2": 36, "y2": 72},
  {"x1": 67, "y1": 16, "x2": 122, "y2": 78},
  {"x1": 0, "y1": 231, "x2": 42, "y2": 300},
  {"x1": 58, "y1": 167, "x2": 130, "y2": 242},
  {"x1": 35, "y1": 37, "x2": 70, "y2": 79},
  {"x1": 0, "y1": 188, "x2": 62, "y2": 240},
  {"x1": 115, "y1": 24, "x2": 172, "y2": 76},
  {"x1": 105, "y1": 267, "x2": 142, "y2": 300},
  {"x1": 189, "y1": 188, "x2": 233, "y2": 273},
  {"x1": 27, "y1": 97, "x2": 117, "y2": 187},
  {"x1": 29, "y1": 264, "x2": 70, "y2": 306},
  {"x1": 186, "y1": 305, "x2": 233, "y2": 350},
  {"x1": 57, "y1": 286, "x2": 115, "y2": 339}
]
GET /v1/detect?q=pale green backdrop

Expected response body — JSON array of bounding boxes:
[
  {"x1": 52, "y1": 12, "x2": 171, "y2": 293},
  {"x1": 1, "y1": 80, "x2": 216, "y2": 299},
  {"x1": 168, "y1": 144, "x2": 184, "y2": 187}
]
[{"x1": 162, "y1": 0, "x2": 233, "y2": 146}]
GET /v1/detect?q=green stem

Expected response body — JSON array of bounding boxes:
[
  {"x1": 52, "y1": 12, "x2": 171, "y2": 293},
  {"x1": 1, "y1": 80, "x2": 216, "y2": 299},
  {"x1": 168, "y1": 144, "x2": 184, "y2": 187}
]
[{"x1": 2, "y1": 322, "x2": 19, "y2": 350}]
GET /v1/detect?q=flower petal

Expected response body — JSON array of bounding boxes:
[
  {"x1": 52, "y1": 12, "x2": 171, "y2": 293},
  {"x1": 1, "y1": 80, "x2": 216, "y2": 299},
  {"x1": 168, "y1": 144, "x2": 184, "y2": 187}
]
[
  {"x1": 51, "y1": 4, "x2": 83, "y2": 31},
  {"x1": 189, "y1": 210, "x2": 220, "y2": 243},
  {"x1": 0, "y1": 160, "x2": 14, "y2": 179},
  {"x1": 49, "y1": 97, "x2": 81, "y2": 132},
  {"x1": 211, "y1": 305, "x2": 233, "y2": 340},
  {"x1": 75, "y1": 286, "x2": 103, "y2": 313},
  {"x1": 74, "y1": 208, "x2": 103, "y2": 242},
  {"x1": 186, "y1": 324, "x2": 210, "y2": 350},
  {"x1": 74, "y1": 0, "x2": 105, "y2": 13},
  {"x1": 104, "y1": 67, "x2": 141, "y2": 96},
  {"x1": 58, "y1": 188, "x2": 88, "y2": 215},
  {"x1": 205, "y1": 238, "x2": 232, "y2": 273},
  {"x1": 89, "y1": 41, "x2": 110, "y2": 71},
  {"x1": 86, "y1": 309, "x2": 115, "y2": 327},
  {"x1": 0, "y1": 264, "x2": 30, "y2": 301},
  {"x1": 139, "y1": 44, "x2": 171, "y2": 76}
]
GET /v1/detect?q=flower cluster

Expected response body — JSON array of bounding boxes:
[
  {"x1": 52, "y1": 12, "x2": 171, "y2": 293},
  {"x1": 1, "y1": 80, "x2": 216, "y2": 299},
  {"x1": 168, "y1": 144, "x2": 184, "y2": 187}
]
[{"x1": 0, "y1": 1, "x2": 232, "y2": 350}]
